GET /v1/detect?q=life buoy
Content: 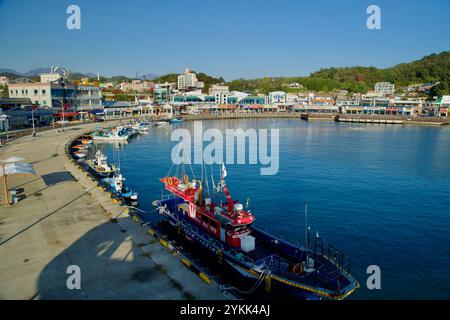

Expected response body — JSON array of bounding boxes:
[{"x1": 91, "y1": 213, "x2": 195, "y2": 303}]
[{"x1": 167, "y1": 177, "x2": 173, "y2": 186}]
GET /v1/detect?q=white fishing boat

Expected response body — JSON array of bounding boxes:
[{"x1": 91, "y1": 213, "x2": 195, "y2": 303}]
[
  {"x1": 85, "y1": 150, "x2": 117, "y2": 178},
  {"x1": 92, "y1": 126, "x2": 130, "y2": 141}
]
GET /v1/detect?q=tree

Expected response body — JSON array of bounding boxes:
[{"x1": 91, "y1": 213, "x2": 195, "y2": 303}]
[
  {"x1": 429, "y1": 82, "x2": 449, "y2": 98},
  {"x1": 0, "y1": 84, "x2": 8, "y2": 98}
]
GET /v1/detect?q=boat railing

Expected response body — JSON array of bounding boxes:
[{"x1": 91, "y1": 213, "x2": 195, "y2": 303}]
[
  {"x1": 252, "y1": 224, "x2": 351, "y2": 275},
  {"x1": 310, "y1": 231, "x2": 351, "y2": 275}
]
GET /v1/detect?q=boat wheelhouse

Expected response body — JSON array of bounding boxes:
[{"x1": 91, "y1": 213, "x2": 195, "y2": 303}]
[{"x1": 85, "y1": 150, "x2": 117, "y2": 178}]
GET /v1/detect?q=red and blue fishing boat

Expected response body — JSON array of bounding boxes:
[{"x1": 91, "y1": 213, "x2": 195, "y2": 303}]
[{"x1": 153, "y1": 165, "x2": 359, "y2": 299}]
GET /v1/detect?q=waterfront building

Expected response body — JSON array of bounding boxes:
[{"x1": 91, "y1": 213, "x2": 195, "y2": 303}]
[
  {"x1": 436, "y1": 95, "x2": 450, "y2": 117},
  {"x1": 341, "y1": 105, "x2": 386, "y2": 115},
  {"x1": 0, "y1": 98, "x2": 53, "y2": 130},
  {"x1": 294, "y1": 105, "x2": 338, "y2": 113},
  {"x1": 172, "y1": 95, "x2": 204, "y2": 104},
  {"x1": 134, "y1": 97, "x2": 156, "y2": 116},
  {"x1": 360, "y1": 97, "x2": 390, "y2": 107},
  {"x1": 154, "y1": 82, "x2": 176, "y2": 104},
  {"x1": 8, "y1": 78, "x2": 77, "y2": 119},
  {"x1": 335, "y1": 97, "x2": 360, "y2": 107},
  {"x1": 76, "y1": 84, "x2": 102, "y2": 113},
  {"x1": 103, "y1": 101, "x2": 140, "y2": 117},
  {"x1": 311, "y1": 94, "x2": 335, "y2": 106},
  {"x1": 239, "y1": 96, "x2": 267, "y2": 105},
  {"x1": 374, "y1": 82, "x2": 395, "y2": 95},
  {"x1": 389, "y1": 99, "x2": 423, "y2": 116},
  {"x1": 209, "y1": 85, "x2": 229, "y2": 104},
  {"x1": 268, "y1": 91, "x2": 287, "y2": 104},
  {"x1": 286, "y1": 94, "x2": 298, "y2": 103},
  {"x1": 421, "y1": 99, "x2": 438, "y2": 116}
]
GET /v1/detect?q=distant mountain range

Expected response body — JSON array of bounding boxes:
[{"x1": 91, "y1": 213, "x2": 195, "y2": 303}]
[{"x1": 0, "y1": 68, "x2": 159, "y2": 81}]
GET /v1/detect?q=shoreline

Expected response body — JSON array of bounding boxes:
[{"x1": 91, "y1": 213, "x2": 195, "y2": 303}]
[
  {"x1": 2, "y1": 112, "x2": 448, "y2": 147},
  {"x1": 181, "y1": 113, "x2": 449, "y2": 125}
]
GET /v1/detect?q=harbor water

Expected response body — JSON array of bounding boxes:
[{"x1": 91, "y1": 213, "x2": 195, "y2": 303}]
[{"x1": 100, "y1": 119, "x2": 450, "y2": 299}]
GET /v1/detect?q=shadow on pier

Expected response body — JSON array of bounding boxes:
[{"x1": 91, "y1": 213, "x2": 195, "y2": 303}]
[{"x1": 34, "y1": 219, "x2": 181, "y2": 300}]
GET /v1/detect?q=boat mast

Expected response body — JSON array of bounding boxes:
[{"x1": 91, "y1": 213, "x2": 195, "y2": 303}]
[{"x1": 221, "y1": 164, "x2": 234, "y2": 214}]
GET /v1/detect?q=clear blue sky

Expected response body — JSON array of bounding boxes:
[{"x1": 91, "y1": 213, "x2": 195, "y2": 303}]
[{"x1": 0, "y1": 0, "x2": 449, "y2": 80}]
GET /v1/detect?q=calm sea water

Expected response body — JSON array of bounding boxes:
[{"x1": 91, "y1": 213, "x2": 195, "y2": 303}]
[{"x1": 100, "y1": 119, "x2": 450, "y2": 299}]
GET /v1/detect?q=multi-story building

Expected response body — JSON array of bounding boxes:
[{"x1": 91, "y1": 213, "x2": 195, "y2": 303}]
[
  {"x1": 9, "y1": 78, "x2": 78, "y2": 120},
  {"x1": 76, "y1": 85, "x2": 102, "y2": 112},
  {"x1": 177, "y1": 69, "x2": 203, "y2": 91},
  {"x1": 119, "y1": 80, "x2": 153, "y2": 92},
  {"x1": 154, "y1": 82, "x2": 176, "y2": 104},
  {"x1": 9, "y1": 78, "x2": 53, "y2": 107},
  {"x1": 268, "y1": 91, "x2": 287, "y2": 104},
  {"x1": 209, "y1": 85, "x2": 229, "y2": 104},
  {"x1": 374, "y1": 82, "x2": 395, "y2": 95}
]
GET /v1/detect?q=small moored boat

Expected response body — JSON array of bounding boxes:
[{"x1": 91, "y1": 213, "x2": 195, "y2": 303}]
[{"x1": 85, "y1": 150, "x2": 117, "y2": 178}]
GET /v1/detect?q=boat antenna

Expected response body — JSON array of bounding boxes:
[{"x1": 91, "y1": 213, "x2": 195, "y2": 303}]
[
  {"x1": 305, "y1": 201, "x2": 309, "y2": 257},
  {"x1": 210, "y1": 164, "x2": 216, "y2": 193}
]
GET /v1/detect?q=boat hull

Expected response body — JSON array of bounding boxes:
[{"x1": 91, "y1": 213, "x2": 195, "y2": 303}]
[{"x1": 85, "y1": 161, "x2": 116, "y2": 178}]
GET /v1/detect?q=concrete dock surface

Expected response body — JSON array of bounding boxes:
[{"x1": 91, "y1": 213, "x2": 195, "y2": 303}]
[{"x1": 0, "y1": 123, "x2": 225, "y2": 300}]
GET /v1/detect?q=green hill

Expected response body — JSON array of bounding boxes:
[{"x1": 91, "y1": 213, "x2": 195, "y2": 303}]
[
  {"x1": 154, "y1": 72, "x2": 224, "y2": 93},
  {"x1": 226, "y1": 51, "x2": 450, "y2": 95}
]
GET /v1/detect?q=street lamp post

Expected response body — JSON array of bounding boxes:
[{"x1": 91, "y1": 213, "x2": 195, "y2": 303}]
[
  {"x1": 2, "y1": 162, "x2": 10, "y2": 207},
  {"x1": 31, "y1": 105, "x2": 36, "y2": 137}
]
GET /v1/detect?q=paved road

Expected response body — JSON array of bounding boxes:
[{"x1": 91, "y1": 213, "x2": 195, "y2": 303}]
[{"x1": 0, "y1": 123, "x2": 224, "y2": 300}]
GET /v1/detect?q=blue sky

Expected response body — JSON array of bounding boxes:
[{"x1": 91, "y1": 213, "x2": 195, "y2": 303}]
[{"x1": 0, "y1": 0, "x2": 449, "y2": 80}]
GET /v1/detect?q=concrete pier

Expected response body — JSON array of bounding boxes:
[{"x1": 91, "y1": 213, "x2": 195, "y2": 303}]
[{"x1": 0, "y1": 123, "x2": 225, "y2": 300}]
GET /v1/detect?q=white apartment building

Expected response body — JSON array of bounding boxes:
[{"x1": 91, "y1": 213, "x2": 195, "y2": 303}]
[
  {"x1": 9, "y1": 81, "x2": 52, "y2": 107},
  {"x1": 374, "y1": 82, "x2": 395, "y2": 95},
  {"x1": 177, "y1": 68, "x2": 204, "y2": 91},
  {"x1": 209, "y1": 85, "x2": 229, "y2": 104}
]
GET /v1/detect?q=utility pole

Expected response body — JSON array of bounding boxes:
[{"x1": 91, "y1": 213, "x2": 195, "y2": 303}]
[{"x1": 61, "y1": 78, "x2": 66, "y2": 131}]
